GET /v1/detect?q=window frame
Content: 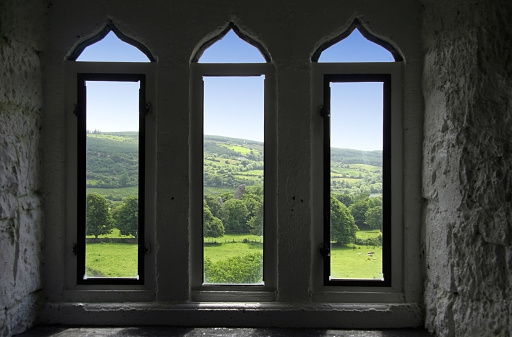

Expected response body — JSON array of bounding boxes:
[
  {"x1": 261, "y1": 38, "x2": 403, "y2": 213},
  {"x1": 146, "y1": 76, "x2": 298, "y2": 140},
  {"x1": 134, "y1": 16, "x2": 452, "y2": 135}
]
[
  {"x1": 311, "y1": 62, "x2": 404, "y2": 301},
  {"x1": 322, "y1": 73, "x2": 392, "y2": 287},
  {"x1": 64, "y1": 62, "x2": 156, "y2": 296},
  {"x1": 189, "y1": 62, "x2": 277, "y2": 301},
  {"x1": 76, "y1": 72, "x2": 146, "y2": 285}
]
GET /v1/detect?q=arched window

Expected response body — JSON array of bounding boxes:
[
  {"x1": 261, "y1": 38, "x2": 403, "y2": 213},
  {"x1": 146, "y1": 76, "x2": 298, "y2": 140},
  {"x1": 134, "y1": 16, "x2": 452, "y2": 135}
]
[
  {"x1": 195, "y1": 29, "x2": 267, "y2": 63},
  {"x1": 66, "y1": 22, "x2": 155, "y2": 287},
  {"x1": 311, "y1": 20, "x2": 403, "y2": 292},
  {"x1": 68, "y1": 22, "x2": 155, "y2": 62},
  {"x1": 75, "y1": 31, "x2": 150, "y2": 62},
  {"x1": 312, "y1": 20, "x2": 402, "y2": 63},
  {"x1": 317, "y1": 28, "x2": 394, "y2": 63},
  {"x1": 190, "y1": 23, "x2": 276, "y2": 298}
]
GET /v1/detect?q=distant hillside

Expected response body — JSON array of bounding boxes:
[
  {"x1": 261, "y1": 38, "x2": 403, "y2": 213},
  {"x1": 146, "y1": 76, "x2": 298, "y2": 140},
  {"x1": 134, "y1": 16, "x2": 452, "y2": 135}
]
[
  {"x1": 86, "y1": 133, "x2": 382, "y2": 195},
  {"x1": 331, "y1": 147, "x2": 382, "y2": 167},
  {"x1": 86, "y1": 132, "x2": 139, "y2": 188}
]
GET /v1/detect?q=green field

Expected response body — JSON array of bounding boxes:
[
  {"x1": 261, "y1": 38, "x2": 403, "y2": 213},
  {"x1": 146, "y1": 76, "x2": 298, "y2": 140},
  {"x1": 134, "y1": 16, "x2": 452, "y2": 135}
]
[
  {"x1": 87, "y1": 132, "x2": 383, "y2": 196},
  {"x1": 86, "y1": 242, "x2": 138, "y2": 278},
  {"x1": 222, "y1": 144, "x2": 261, "y2": 156},
  {"x1": 86, "y1": 231, "x2": 381, "y2": 279},
  {"x1": 86, "y1": 228, "x2": 134, "y2": 239},
  {"x1": 204, "y1": 233, "x2": 263, "y2": 262},
  {"x1": 330, "y1": 245, "x2": 383, "y2": 279},
  {"x1": 87, "y1": 186, "x2": 138, "y2": 202}
]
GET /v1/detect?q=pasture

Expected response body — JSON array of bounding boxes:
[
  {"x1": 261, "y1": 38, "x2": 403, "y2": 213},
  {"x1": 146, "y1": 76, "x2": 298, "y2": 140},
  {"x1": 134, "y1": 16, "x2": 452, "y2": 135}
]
[
  {"x1": 86, "y1": 231, "x2": 382, "y2": 280},
  {"x1": 86, "y1": 242, "x2": 138, "y2": 278}
]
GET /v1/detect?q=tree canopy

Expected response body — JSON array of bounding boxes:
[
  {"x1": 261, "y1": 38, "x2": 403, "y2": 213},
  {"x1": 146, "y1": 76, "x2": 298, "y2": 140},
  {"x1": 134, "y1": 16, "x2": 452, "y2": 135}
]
[
  {"x1": 330, "y1": 195, "x2": 357, "y2": 245},
  {"x1": 203, "y1": 203, "x2": 225, "y2": 238},
  {"x1": 86, "y1": 193, "x2": 114, "y2": 238},
  {"x1": 113, "y1": 197, "x2": 139, "y2": 237}
]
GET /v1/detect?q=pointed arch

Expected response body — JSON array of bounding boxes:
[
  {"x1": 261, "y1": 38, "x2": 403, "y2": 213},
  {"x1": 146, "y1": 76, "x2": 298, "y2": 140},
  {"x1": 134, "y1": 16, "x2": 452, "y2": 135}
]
[
  {"x1": 191, "y1": 22, "x2": 271, "y2": 63},
  {"x1": 68, "y1": 21, "x2": 156, "y2": 62},
  {"x1": 311, "y1": 19, "x2": 403, "y2": 62}
]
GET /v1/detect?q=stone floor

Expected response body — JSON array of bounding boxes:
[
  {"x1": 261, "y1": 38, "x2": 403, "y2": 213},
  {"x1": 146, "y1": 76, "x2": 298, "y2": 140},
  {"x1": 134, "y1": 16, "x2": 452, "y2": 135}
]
[{"x1": 16, "y1": 326, "x2": 433, "y2": 336}]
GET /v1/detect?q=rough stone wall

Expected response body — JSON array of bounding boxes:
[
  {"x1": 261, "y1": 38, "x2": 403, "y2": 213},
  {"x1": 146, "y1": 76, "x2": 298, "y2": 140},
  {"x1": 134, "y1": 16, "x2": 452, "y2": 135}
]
[
  {"x1": 0, "y1": 1, "x2": 47, "y2": 336},
  {"x1": 423, "y1": 0, "x2": 512, "y2": 336}
]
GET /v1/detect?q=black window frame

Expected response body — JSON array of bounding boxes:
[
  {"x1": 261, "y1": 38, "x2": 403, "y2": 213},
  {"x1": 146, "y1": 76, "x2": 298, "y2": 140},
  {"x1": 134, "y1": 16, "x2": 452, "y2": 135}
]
[
  {"x1": 322, "y1": 73, "x2": 391, "y2": 287},
  {"x1": 76, "y1": 72, "x2": 146, "y2": 285}
]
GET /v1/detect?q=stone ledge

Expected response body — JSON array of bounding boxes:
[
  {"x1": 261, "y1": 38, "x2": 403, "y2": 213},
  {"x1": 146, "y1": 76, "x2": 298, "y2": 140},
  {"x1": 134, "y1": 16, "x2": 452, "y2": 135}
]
[{"x1": 41, "y1": 302, "x2": 424, "y2": 329}]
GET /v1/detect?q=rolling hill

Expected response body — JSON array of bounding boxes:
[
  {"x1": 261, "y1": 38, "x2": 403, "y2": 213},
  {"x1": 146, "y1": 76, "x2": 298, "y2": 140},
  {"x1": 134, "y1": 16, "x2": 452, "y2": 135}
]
[{"x1": 86, "y1": 132, "x2": 383, "y2": 197}]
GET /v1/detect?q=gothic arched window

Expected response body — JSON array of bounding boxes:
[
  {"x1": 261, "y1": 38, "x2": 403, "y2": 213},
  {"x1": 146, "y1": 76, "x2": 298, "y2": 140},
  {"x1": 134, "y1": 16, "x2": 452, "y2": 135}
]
[
  {"x1": 190, "y1": 23, "x2": 277, "y2": 299},
  {"x1": 67, "y1": 22, "x2": 156, "y2": 287},
  {"x1": 311, "y1": 20, "x2": 404, "y2": 291}
]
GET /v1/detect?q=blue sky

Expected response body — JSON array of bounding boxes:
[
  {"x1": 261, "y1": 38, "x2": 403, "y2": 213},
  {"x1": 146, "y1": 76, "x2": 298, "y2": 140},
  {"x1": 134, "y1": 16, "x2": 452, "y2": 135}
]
[{"x1": 78, "y1": 29, "x2": 392, "y2": 150}]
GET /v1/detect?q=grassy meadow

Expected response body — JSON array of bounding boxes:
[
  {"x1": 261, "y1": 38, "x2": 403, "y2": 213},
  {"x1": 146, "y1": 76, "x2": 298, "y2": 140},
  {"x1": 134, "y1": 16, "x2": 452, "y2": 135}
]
[
  {"x1": 84, "y1": 133, "x2": 384, "y2": 280},
  {"x1": 86, "y1": 242, "x2": 138, "y2": 278},
  {"x1": 86, "y1": 230, "x2": 382, "y2": 279}
]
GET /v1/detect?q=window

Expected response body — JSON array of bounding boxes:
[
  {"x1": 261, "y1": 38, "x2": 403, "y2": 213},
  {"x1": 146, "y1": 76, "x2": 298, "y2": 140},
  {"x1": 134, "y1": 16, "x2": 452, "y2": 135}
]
[
  {"x1": 311, "y1": 20, "x2": 404, "y2": 291},
  {"x1": 190, "y1": 23, "x2": 277, "y2": 296},
  {"x1": 76, "y1": 74, "x2": 146, "y2": 284},
  {"x1": 322, "y1": 74, "x2": 391, "y2": 286},
  {"x1": 67, "y1": 23, "x2": 156, "y2": 286},
  {"x1": 69, "y1": 22, "x2": 154, "y2": 62},
  {"x1": 48, "y1": 11, "x2": 422, "y2": 327}
]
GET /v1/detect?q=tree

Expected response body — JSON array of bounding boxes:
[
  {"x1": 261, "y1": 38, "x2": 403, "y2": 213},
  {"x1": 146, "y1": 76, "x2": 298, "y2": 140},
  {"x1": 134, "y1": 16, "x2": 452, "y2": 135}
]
[
  {"x1": 203, "y1": 203, "x2": 225, "y2": 238},
  {"x1": 245, "y1": 185, "x2": 263, "y2": 198},
  {"x1": 118, "y1": 172, "x2": 129, "y2": 187},
  {"x1": 243, "y1": 193, "x2": 262, "y2": 219},
  {"x1": 211, "y1": 174, "x2": 222, "y2": 187},
  {"x1": 349, "y1": 197, "x2": 370, "y2": 229},
  {"x1": 204, "y1": 253, "x2": 262, "y2": 284},
  {"x1": 204, "y1": 195, "x2": 222, "y2": 219},
  {"x1": 330, "y1": 195, "x2": 357, "y2": 245},
  {"x1": 333, "y1": 193, "x2": 354, "y2": 207},
  {"x1": 247, "y1": 202, "x2": 263, "y2": 236},
  {"x1": 221, "y1": 198, "x2": 249, "y2": 233},
  {"x1": 114, "y1": 197, "x2": 138, "y2": 236},
  {"x1": 365, "y1": 205, "x2": 382, "y2": 230},
  {"x1": 368, "y1": 195, "x2": 382, "y2": 208},
  {"x1": 86, "y1": 193, "x2": 114, "y2": 238}
]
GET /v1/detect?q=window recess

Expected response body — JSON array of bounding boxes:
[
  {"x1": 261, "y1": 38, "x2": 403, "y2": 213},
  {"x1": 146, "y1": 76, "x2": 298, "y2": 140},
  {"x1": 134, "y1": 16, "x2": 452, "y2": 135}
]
[
  {"x1": 190, "y1": 23, "x2": 277, "y2": 297},
  {"x1": 63, "y1": 22, "x2": 156, "y2": 297},
  {"x1": 311, "y1": 19, "x2": 404, "y2": 297}
]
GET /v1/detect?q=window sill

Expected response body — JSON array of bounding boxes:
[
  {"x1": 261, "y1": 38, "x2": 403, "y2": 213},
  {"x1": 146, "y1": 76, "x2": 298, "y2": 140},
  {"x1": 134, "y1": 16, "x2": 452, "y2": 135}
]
[
  {"x1": 62, "y1": 288, "x2": 155, "y2": 302},
  {"x1": 191, "y1": 289, "x2": 277, "y2": 302},
  {"x1": 41, "y1": 301, "x2": 423, "y2": 328}
]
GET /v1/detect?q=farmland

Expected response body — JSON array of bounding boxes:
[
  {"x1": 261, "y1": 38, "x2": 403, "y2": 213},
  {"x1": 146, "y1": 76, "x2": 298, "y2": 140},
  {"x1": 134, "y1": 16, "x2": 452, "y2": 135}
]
[
  {"x1": 86, "y1": 133, "x2": 383, "y2": 200},
  {"x1": 85, "y1": 132, "x2": 384, "y2": 282},
  {"x1": 86, "y1": 230, "x2": 382, "y2": 279}
]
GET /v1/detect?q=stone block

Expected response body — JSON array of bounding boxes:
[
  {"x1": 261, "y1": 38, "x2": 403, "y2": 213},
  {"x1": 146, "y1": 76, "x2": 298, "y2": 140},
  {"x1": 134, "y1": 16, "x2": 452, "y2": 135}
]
[
  {"x1": 0, "y1": 0, "x2": 48, "y2": 51},
  {"x1": 0, "y1": 224, "x2": 16, "y2": 308},
  {"x1": 0, "y1": 41, "x2": 42, "y2": 109}
]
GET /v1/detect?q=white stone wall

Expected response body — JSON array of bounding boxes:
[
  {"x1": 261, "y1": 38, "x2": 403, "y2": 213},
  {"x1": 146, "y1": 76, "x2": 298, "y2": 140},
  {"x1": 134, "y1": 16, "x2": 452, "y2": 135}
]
[
  {"x1": 40, "y1": 0, "x2": 424, "y2": 329},
  {"x1": 0, "y1": 1, "x2": 46, "y2": 336},
  {"x1": 1, "y1": 0, "x2": 511, "y2": 335},
  {"x1": 423, "y1": 0, "x2": 512, "y2": 336}
]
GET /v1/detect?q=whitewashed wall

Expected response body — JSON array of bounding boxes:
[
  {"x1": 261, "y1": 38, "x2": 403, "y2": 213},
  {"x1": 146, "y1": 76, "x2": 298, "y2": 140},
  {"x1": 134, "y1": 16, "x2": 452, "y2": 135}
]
[
  {"x1": 0, "y1": 1, "x2": 47, "y2": 336},
  {"x1": 422, "y1": 0, "x2": 512, "y2": 335}
]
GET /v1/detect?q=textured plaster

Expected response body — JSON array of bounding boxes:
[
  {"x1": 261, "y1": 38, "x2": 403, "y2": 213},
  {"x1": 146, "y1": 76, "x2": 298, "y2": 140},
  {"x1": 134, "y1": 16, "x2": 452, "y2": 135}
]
[
  {"x1": 41, "y1": 0, "x2": 422, "y2": 330},
  {"x1": 0, "y1": 1, "x2": 45, "y2": 336},
  {"x1": 1, "y1": 0, "x2": 427, "y2": 335},
  {"x1": 423, "y1": 0, "x2": 512, "y2": 336}
]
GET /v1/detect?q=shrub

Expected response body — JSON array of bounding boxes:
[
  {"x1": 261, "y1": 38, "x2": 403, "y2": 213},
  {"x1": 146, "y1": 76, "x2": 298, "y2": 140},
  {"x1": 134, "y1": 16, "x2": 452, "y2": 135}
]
[{"x1": 204, "y1": 252, "x2": 262, "y2": 284}]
